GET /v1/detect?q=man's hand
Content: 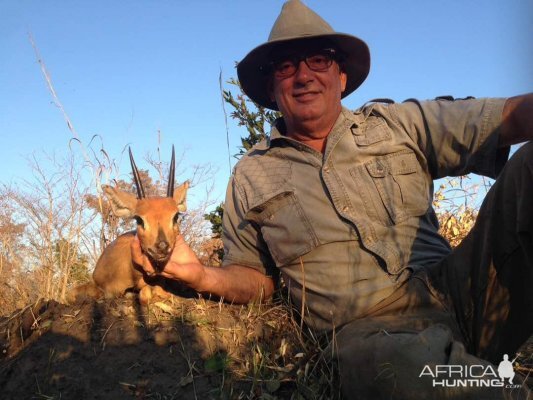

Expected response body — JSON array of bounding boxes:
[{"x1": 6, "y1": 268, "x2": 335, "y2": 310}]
[
  {"x1": 131, "y1": 235, "x2": 205, "y2": 289},
  {"x1": 131, "y1": 235, "x2": 275, "y2": 304}
]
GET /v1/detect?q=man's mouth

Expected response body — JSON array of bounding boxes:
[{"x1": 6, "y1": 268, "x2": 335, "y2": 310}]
[{"x1": 294, "y1": 91, "x2": 319, "y2": 101}]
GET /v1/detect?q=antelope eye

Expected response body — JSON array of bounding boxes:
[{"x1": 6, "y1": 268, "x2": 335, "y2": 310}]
[
  {"x1": 172, "y1": 212, "x2": 180, "y2": 225},
  {"x1": 133, "y1": 216, "x2": 144, "y2": 228}
]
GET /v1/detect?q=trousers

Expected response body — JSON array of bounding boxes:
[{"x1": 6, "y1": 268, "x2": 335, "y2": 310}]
[{"x1": 334, "y1": 142, "x2": 533, "y2": 399}]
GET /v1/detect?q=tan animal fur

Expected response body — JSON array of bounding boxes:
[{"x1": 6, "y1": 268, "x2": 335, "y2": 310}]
[{"x1": 68, "y1": 181, "x2": 189, "y2": 305}]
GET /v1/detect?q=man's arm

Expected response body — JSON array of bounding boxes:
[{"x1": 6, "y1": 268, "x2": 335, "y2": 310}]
[
  {"x1": 131, "y1": 235, "x2": 275, "y2": 304},
  {"x1": 500, "y1": 93, "x2": 533, "y2": 147}
]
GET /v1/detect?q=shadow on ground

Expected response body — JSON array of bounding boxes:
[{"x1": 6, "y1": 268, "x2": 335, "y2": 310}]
[{"x1": 0, "y1": 295, "x2": 306, "y2": 399}]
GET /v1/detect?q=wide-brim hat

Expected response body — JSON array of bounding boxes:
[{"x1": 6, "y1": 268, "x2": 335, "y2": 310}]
[{"x1": 237, "y1": 0, "x2": 370, "y2": 111}]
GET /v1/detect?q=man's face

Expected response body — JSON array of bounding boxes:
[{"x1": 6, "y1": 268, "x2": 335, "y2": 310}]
[{"x1": 268, "y1": 42, "x2": 347, "y2": 136}]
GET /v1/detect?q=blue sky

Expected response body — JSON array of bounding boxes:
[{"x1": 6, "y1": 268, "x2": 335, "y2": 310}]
[{"x1": 1, "y1": 0, "x2": 532, "y2": 207}]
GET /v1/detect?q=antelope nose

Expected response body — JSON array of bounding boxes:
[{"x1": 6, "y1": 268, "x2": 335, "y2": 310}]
[{"x1": 156, "y1": 241, "x2": 170, "y2": 254}]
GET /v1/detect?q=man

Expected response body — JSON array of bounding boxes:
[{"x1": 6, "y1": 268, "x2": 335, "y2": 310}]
[{"x1": 133, "y1": 0, "x2": 532, "y2": 398}]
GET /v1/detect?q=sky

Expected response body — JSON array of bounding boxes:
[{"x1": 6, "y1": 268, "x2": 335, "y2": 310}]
[{"x1": 1, "y1": 0, "x2": 532, "y2": 208}]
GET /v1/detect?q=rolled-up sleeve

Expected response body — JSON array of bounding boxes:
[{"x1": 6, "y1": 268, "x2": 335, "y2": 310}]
[
  {"x1": 221, "y1": 176, "x2": 275, "y2": 275},
  {"x1": 387, "y1": 97, "x2": 509, "y2": 179}
]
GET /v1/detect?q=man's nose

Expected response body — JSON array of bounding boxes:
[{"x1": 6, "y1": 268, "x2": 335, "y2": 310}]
[{"x1": 293, "y1": 60, "x2": 313, "y2": 82}]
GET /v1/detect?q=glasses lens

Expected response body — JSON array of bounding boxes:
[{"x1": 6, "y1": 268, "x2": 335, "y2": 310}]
[
  {"x1": 306, "y1": 52, "x2": 333, "y2": 71},
  {"x1": 271, "y1": 49, "x2": 336, "y2": 78},
  {"x1": 273, "y1": 60, "x2": 296, "y2": 78}
]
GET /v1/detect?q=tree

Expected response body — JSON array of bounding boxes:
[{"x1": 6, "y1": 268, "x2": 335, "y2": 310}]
[
  {"x1": 222, "y1": 78, "x2": 280, "y2": 157},
  {"x1": 0, "y1": 195, "x2": 26, "y2": 280},
  {"x1": 0, "y1": 190, "x2": 27, "y2": 312},
  {"x1": 6, "y1": 152, "x2": 98, "y2": 303},
  {"x1": 54, "y1": 238, "x2": 91, "y2": 285},
  {"x1": 432, "y1": 175, "x2": 484, "y2": 247},
  {"x1": 204, "y1": 79, "x2": 280, "y2": 260},
  {"x1": 205, "y1": 78, "x2": 281, "y2": 243},
  {"x1": 204, "y1": 203, "x2": 224, "y2": 237},
  {"x1": 203, "y1": 203, "x2": 225, "y2": 262}
]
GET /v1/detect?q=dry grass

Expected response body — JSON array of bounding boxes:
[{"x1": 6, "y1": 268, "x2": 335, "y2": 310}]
[
  {"x1": 0, "y1": 293, "x2": 341, "y2": 399},
  {"x1": 145, "y1": 293, "x2": 340, "y2": 399},
  {"x1": 433, "y1": 176, "x2": 484, "y2": 248}
]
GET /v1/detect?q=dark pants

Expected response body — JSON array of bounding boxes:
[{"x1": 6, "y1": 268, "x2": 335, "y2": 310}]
[{"x1": 334, "y1": 142, "x2": 533, "y2": 399}]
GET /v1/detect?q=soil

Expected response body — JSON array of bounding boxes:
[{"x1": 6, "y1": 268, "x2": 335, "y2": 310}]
[
  {"x1": 0, "y1": 295, "x2": 304, "y2": 400},
  {"x1": 2, "y1": 296, "x2": 531, "y2": 399}
]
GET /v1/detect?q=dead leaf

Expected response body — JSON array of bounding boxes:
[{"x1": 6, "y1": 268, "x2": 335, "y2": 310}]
[{"x1": 153, "y1": 302, "x2": 173, "y2": 314}]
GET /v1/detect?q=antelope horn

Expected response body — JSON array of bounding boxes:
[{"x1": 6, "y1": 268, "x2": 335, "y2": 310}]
[
  {"x1": 167, "y1": 145, "x2": 176, "y2": 198},
  {"x1": 129, "y1": 147, "x2": 146, "y2": 199}
]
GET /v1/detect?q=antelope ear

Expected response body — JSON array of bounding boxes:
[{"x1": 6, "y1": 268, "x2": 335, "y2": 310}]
[
  {"x1": 173, "y1": 181, "x2": 189, "y2": 212},
  {"x1": 102, "y1": 185, "x2": 138, "y2": 218}
]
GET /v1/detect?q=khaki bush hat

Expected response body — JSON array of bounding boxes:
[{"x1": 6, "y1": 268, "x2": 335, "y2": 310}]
[{"x1": 237, "y1": 0, "x2": 370, "y2": 110}]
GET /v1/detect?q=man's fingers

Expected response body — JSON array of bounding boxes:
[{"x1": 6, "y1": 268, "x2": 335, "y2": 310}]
[
  {"x1": 170, "y1": 236, "x2": 201, "y2": 264},
  {"x1": 131, "y1": 235, "x2": 155, "y2": 275}
]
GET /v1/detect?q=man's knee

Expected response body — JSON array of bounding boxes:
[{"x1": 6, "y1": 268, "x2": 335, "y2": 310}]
[
  {"x1": 489, "y1": 141, "x2": 533, "y2": 221},
  {"x1": 503, "y1": 142, "x2": 533, "y2": 231},
  {"x1": 503, "y1": 141, "x2": 533, "y2": 174},
  {"x1": 335, "y1": 324, "x2": 456, "y2": 398},
  {"x1": 334, "y1": 323, "x2": 523, "y2": 399}
]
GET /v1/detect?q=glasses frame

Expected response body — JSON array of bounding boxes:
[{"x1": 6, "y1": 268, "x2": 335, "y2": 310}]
[{"x1": 263, "y1": 48, "x2": 340, "y2": 79}]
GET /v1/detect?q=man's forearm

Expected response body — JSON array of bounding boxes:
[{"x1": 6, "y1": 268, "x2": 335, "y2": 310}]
[
  {"x1": 131, "y1": 236, "x2": 274, "y2": 304},
  {"x1": 193, "y1": 264, "x2": 275, "y2": 304}
]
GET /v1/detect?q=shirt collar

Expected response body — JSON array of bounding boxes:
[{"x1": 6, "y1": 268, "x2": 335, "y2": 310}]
[{"x1": 261, "y1": 106, "x2": 362, "y2": 150}]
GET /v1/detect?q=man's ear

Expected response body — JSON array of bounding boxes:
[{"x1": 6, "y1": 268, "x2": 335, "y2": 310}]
[{"x1": 340, "y1": 71, "x2": 348, "y2": 93}]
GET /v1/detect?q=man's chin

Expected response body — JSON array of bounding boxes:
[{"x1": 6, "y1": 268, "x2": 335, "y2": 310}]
[{"x1": 288, "y1": 99, "x2": 320, "y2": 114}]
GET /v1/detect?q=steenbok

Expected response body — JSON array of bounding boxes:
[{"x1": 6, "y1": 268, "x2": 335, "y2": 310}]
[{"x1": 69, "y1": 147, "x2": 189, "y2": 304}]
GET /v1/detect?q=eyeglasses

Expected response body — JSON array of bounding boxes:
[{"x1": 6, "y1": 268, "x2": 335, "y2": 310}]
[{"x1": 265, "y1": 48, "x2": 339, "y2": 79}]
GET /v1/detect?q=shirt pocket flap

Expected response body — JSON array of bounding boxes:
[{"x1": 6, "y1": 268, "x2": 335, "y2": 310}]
[
  {"x1": 390, "y1": 152, "x2": 418, "y2": 175},
  {"x1": 352, "y1": 117, "x2": 391, "y2": 147},
  {"x1": 366, "y1": 152, "x2": 418, "y2": 178},
  {"x1": 363, "y1": 151, "x2": 428, "y2": 225},
  {"x1": 366, "y1": 160, "x2": 388, "y2": 178},
  {"x1": 245, "y1": 190, "x2": 293, "y2": 223},
  {"x1": 245, "y1": 190, "x2": 319, "y2": 267}
]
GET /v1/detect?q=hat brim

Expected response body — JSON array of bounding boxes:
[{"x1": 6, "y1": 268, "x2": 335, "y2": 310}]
[{"x1": 237, "y1": 33, "x2": 370, "y2": 110}]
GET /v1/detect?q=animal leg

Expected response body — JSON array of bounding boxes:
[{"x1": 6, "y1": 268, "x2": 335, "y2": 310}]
[{"x1": 67, "y1": 282, "x2": 104, "y2": 304}]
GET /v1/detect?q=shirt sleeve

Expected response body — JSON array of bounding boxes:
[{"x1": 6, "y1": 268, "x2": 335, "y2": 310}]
[
  {"x1": 221, "y1": 175, "x2": 275, "y2": 275},
  {"x1": 384, "y1": 97, "x2": 509, "y2": 179}
]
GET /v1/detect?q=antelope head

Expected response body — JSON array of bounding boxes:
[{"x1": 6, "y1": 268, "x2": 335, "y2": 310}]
[{"x1": 102, "y1": 146, "x2": 189, "y2": 271}]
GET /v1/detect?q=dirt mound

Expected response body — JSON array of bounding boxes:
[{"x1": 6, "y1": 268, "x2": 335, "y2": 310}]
[
  {"x1": 0, "y1": 295, "x2": 316, "y2": 399},
  {"x1": 5, "y1": 296, "x2": 528, "y2": 399}
]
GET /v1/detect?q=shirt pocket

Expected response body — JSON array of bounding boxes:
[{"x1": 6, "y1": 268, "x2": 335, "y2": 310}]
[
  {"x1": 245, "y1": 190, "x2": 319, "y2": 267},
  {"x1": 352, "y1": 116, "x2": 391, "y2": 146},
  {"x1": 352, "y1": 151, "x2": 429, "y2": 226}
]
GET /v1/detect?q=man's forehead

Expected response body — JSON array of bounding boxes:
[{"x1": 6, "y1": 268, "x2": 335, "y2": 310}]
[{"x1": 269, "y1": 38, "x2": 335, "y2": 58}]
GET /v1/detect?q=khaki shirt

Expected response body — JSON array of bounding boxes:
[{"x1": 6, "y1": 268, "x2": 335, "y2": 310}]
[{"x1": 222, "y1": 97, "x2": 508, "y2": 331}]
